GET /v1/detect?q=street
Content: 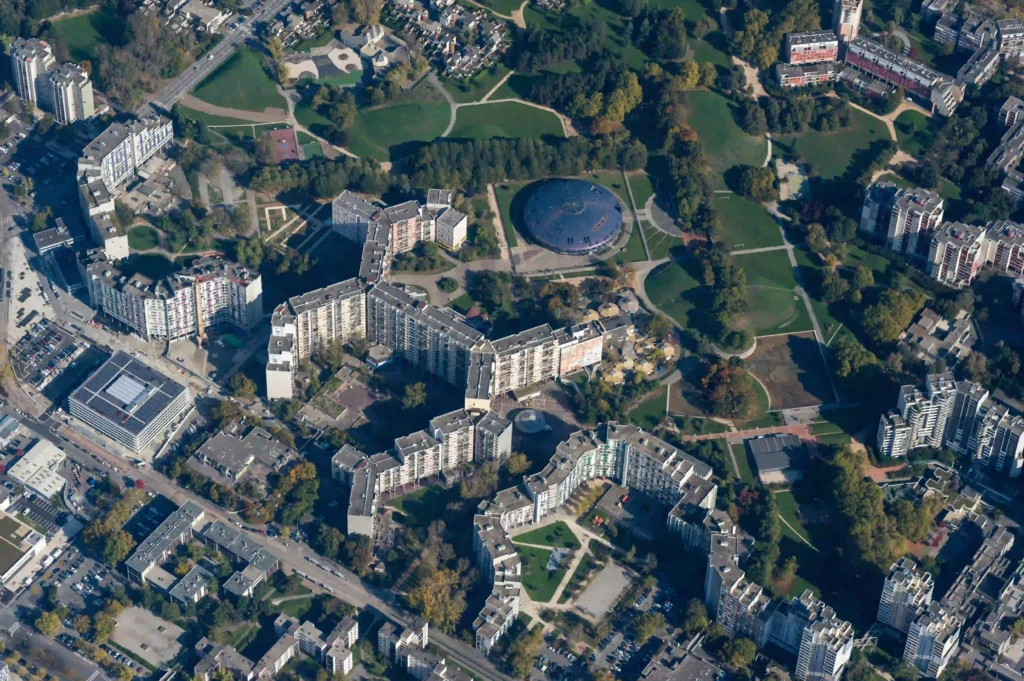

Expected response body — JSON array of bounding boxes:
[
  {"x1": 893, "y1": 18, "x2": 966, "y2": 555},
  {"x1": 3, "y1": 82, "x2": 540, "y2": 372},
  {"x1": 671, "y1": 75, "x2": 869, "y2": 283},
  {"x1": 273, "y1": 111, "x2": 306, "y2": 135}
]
[{"x1": 134, "y1": 0, "x2": 296, "y2": 116}]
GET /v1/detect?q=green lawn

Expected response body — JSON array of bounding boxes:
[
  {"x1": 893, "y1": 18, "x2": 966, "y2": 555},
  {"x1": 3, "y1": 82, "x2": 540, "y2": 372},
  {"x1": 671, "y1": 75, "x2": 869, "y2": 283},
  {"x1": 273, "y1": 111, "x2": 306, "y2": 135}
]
[
  {"x1": 493, "y1": 181, "x2": 527, "y2": 248},
  {"x1": 732, "y1": 249, "x2": 797, "y2": 289},
  {"x1": 674, "y1": 415, "x2": 730, "y2": 435},
  {"x1": 293, "y1": 30, "x2": 336, "y2": 52},
  {"x1": 812, "y1": 406, "x2": 875, "y2": 438},
  {"x1": 52, "y1": 8, "x2": 126, "y2": 63},
  {"x1": 386, "y1": 486, "x2": 458, "y2": 528},
  {"x1": 128, "y1": 225, "x2": 159, "y2": 251},
  {"x1": 514, "y1": 521, "x2": 581, "y2": 549},
  {"x1": 627, "y1": 171, "x2": 656, "y2": 209},
  {"x1": 878, "y1": 172, "x2": 961, "y2": 201},
  {"x1": 628, "y1": 388, "x2": 667, "y2": 430},
  {"x1": 276, "y1": 596, "x2": 314, "y2": 618},
  {"x1": 773, "y1": 108, "x2": 890, "y2": 179},
  {"x1": 514, "y1": 545, "x2": 568, "y2": 602},
  {"x1": 715, "y1": 194, "x2": 783, "y2": 250},
  {"x1": 583, "y1": 170, "x2": 631, "y2": 206},
  {"x1": 448, "y1": 292, "x2": 475, "y2": 314},
  {"x1": 193, "y1": 47, "x2": 287, "y2": 113},
  {"x1": 450, "y1": 102, "x2": 564, "y2": 140},
  {"x1": 774, "y1": 491, "x2": 812, "y2": 545},
  {"x1": 730, "y1": 443, "x2": 755, "y2": 484},
  {"x1": 475, "y1": 0, "x2": 527, "y2": 15},
  {"x1": 609, "y1": 225, "x2": 649, "y2": 263},
  {"x1": 640, "y1": 222, "x2": 685, "y2": 260},
  {"x1": 682, "y1": 90, "x2": 767, "y2": 188},
  {"x1": 444, "y1": 65, "x2": 512, "y2": 103},
  {"x1": 345, "y1": 90, "x2": 450, "y2": 161},
  {"x1": 893, "y1": 110, "x2": 937, "y2": 158},
  {"x1": 743, "y1": 286, "x2": 813, "y2": 335},
  {"x1": 175, "y1": 105, "x2": 259, "y2": 128},
  {"x1": 645, "y1": 259, "x2": 703, "y2": 329}
]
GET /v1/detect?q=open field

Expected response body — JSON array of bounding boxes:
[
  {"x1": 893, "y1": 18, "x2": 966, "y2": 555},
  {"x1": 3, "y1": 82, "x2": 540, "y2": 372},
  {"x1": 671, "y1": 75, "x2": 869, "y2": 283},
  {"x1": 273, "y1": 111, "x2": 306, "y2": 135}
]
[
  {"x1": 715, "y1": 194, "x2": 783, "y2": 251},
  {"x1": 682, "y1": 90, "x2": 767, "y2": 187},
  {"x1": 444, "y1": 65, "x2": 512, "y2": 103},
  {"x1": 876, "y1": 172, "x2": 961, "y2": 201},
  {"x1": 345, "y1": 89, "x2": 450, "y2": 161},
  {"x1": 627, "y1": 171, "x2": 655, "y2": 209},
  {"x1": 52, "y1": 8, "x2": 126, "y2": 63},
  {"x1": 386, "y1": 485, "x2": 457, "y2": 529},
  {"x1": 128, "y1": 225, "x2": 160, "y2": 251},
  {"x1": 773, "y1": 108, "x2": 890, "y2": 179},
  {"x1": 514, "y1": 521, "x2": 581, "y2": 549},
  {"x1": 515, "y1": 544, "x2": 567, "y2": 602},
  {"x1": 742, "y1": 287, "x2": 812, "y2": 336},
  {"x1": 644, "y1": 259, "x2": 703, "y2": 330},
  {"x1": 193, "y1": 47, "x2": 287, "y2": 113},
  {"x1": 732, "y1": 249, "x2": 797, "y2": 289},
  {"x1": 730, "y1": 442, "x2": 755, "y2": 484},
  {"x1": 628, "y1": 388, "x2": 666, "y2": 430},
  {"x1": 609, "y1": 225, "x2": 648, "y2": 264},
  {"x1": 745, "y1": 333, "x2": 833, "y2": 410},
  {"x1": 174, "y1": 105, "x2": 260, "y2": 128},
  {"x1": 450, "y1": 101, "x2": 564, "y2": 139}
]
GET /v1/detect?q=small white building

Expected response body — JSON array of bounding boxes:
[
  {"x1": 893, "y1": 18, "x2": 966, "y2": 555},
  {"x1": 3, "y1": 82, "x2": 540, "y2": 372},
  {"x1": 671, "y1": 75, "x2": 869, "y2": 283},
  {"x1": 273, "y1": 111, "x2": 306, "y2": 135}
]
[{"x1": 8, "y1": 440, "x2": 66, "y2": 499}]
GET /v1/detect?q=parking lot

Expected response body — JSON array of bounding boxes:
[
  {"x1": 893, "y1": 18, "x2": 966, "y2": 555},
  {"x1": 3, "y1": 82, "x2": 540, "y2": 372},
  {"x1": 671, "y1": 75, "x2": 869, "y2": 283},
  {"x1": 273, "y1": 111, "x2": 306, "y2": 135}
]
[{"x1": 9, "y1": 493, "x2": 65, "y2": 536}]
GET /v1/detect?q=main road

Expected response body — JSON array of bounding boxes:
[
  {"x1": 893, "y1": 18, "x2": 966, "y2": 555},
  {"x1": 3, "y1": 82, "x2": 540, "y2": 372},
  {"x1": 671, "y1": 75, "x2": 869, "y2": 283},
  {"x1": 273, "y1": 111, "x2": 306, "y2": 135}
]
[
  {"x1": 3, "y1": 404, "x2": 515, "y2": 681},
  {"x1": 134, "y1": 0, "x2": 296, "y2": 117}
]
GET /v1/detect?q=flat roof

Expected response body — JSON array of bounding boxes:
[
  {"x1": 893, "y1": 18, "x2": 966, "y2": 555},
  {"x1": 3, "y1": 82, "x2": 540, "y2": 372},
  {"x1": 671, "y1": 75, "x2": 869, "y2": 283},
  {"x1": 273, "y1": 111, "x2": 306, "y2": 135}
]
[
  {"x1": 199, "y1": 520, "x2": 278, "y2": 572},
  {"x1": 748, "y1": 434, "x2": 804, "y2": 472},
  {"x1": 125, "y1": 501, "x2": 205, "y2": 574},
  {"x1": 168, "y1": 564, "x2": 212, "y2": 602},
  {"x1": 69, "y1": 351, "x2": 188, "y2": 437}
]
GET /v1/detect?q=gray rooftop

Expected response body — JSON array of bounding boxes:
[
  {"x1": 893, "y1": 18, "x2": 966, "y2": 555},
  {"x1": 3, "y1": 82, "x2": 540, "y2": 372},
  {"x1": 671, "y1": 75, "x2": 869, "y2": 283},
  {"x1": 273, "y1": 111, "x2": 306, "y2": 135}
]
[
  {"x1": 287, "y1": 278, "x2": 363, "y2": 316},
  {"x1": 747, "y1": 434, "x2": 804, "y2": 473},
  {"x1": 125, "y1": 501, "x2": 205, "y2": 574},
  {"x1": 168, "y1": 564, "x2": 213, "y2": 602},
  {"x1": 199, "y1": 520, "x2": 279, "y2": 572}
]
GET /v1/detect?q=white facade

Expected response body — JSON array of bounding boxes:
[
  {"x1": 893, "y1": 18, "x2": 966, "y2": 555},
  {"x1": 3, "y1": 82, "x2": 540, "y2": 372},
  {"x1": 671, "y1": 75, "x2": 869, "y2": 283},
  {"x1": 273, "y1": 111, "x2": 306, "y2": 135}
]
[
  {"x1": 904, "y1": 604, "x2": 962, "y2": 678},
  {"x1": 9, "y1": 39, "x2": 55, "y2": 105},
  {"x1": 39, "y1": 63, "x2": 94, "y2": 124},
  {"x1": 878, "y1": 559, "x2": 934, "y2": 635}
]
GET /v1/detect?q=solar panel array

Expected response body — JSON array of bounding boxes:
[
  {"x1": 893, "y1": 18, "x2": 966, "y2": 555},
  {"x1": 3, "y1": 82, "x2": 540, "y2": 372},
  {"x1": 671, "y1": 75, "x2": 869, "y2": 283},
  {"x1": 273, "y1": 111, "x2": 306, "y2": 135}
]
[{"x1": 69, "y1": 351, "x2": 188, "y2": 436}]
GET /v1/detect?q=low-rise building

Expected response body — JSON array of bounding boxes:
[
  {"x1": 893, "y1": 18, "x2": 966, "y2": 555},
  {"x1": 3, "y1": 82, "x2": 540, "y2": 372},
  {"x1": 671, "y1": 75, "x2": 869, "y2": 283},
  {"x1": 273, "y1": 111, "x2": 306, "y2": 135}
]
[
  {"x1": 777, "y1": 61, "x2": 839, "y2": 87},
  {"x1": 8, "y1": 440, "x2": 65, "y2": 499},
  {"x1": 784, "y1": 31, "x2": 840, "y2": 64},
  {"x1": 125, "y1": 501, "x2": 206, "y2": 583}
]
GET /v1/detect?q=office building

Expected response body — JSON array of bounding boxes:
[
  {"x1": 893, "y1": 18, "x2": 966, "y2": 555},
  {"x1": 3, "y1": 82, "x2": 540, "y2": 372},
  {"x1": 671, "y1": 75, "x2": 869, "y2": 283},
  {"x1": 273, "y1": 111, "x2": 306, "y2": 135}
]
[
  {"x1": 83, "y1": 255, "x2": 263, "y2": 341},
  {"x1": 844, "y1": 38, "x2": 962, "y2": 116},
  {"x1": 9, "y1": 39, "x2": 55, "y2": 105},
  {"x1": 904, "y1": 603, "x2": 962, "y2": 678},
  {"x1": 38, "y1": 63, "x2": 94, "y2": 124},
  {"x1": 785, "y1": 31, "x2": 840, "y2": 63},
  {"x1": 879, "y1": 559, "x2": 935, "y2": 635},
  {"x1": 168, "y1": 564, "x2": 213, "y2": 605},
  {"x1": 68, "y1": 351, "x2": 191, "y2": 453}
]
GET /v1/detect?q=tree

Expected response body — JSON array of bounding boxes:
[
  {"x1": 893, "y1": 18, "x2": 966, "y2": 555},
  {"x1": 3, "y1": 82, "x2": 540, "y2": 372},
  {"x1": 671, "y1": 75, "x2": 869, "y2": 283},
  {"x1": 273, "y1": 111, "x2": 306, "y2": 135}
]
[
  {"x1": 228, "y1": 373, "x2": 257, "y2": 398},
  {"x1": 682, "y1": 599, "x2": 708, "y2": 636},
  {"x1": 405, "y1": 567, "x2": 466, "y2": 633},
  {"x1": 265, "y1": 36, "x2": 285, "y2": 61},
  {"x1": 402, "y1": 382, "x2": 427, "y2": 410},
  {"x1": 805, "y1": 223, "x2": 829, "y2": 254},
  {"x1": 353, "y1": 0, "x2": 384, "y2": 25},
  {"x1": 736, "y1": 165, "x2": 778, "y2": 202},
  {"x1": 720, "y1": 638, "x2": 757, "y2": 668},
  {"x1": 852, "y1": 265, "x2": 874, "y2": 290},
  {"x1": 505, "y1": 452, "x2": 529, "y2": 475},
  {"x1": 34, "y1": 611, "x2": 60, "y2": 637},
  {"x1": 677, "y1": 60, "x2": 701, "y2": 90},
  {"x1": 698, "y1": 62, "x2": 717, "y2": 88},
  {"x1": 438, "y1": 277, "x2": 458, "y2": 293},
  {"x1": 635, "y1": 611, "x2": 666, "y2": 644},
  {"x1": 693, "y1": 15, "x2": 716, "y2": 39},
  {"x1": 73, "y1": 615, "x2": 91, "y2": 635}
]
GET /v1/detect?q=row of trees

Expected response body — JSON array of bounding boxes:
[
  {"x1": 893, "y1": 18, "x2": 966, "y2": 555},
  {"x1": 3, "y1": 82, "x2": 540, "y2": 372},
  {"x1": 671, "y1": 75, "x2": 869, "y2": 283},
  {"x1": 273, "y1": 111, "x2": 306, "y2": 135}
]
[{"x1": 82, "y1": 488, "x2": 146, "y2": 565}]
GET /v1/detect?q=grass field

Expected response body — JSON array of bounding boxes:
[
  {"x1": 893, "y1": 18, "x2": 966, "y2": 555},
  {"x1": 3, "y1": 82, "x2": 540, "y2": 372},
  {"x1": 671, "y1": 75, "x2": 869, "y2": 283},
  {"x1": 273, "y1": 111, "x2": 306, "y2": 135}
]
[
  {"x1": 628, "y1": 388, "x2": 666, "y2": 430},
  {"x1": 893, "y1": 110, "x2": 937, "y2": 158},
  {"x1": 616, "y1": 225, "x2": 649, "y2": 262},
  {"x1": 682, "y1": 90, "x2": 767, "y2": 188},
  {"x1": 444, "y1": 65, "x2": 512, "y2": 103},
  {"x1": 715, "y1": 194, "x2": 783, "y2": 250},
  {"x1": 732, "y1": 249, "x2": 797, "y2": 289},
  {"x1": 345, "y1": 89, "x2": 450, "y2": 161},
  {"x1": 877, "y1": 172, "x2": 961, "y2": 201},
  {"x1": 584, "y1": 170, "x2": 631, "y2": 206},
  {"x1": 276, "y1": 597, "x2": 314, "y2": 618},
  {"x1": 128, "y1": 225, "x2": 159, "y2": 251},
  {"x1": 450, "y1": 102, "x2": 564, "y2": 140},
  {"x1": 743, "y1": 286, "x2": 813, "y2": 335},
  {"x1": 174, "y1": 105, "x2": 260, "y2": 128},
  {"x1": 730, "y1": 442, "x2": 755, "y2": 484},
  {"x1": 193, "y1": 48, "x2": 287, "y2": 113},
  {"x1": 773, "y1": 108, "x2": 890, "y2": 179},
  {"x1": 515, "y1": 545, "x2": 567, "y2": 602},
  {"x1": 52, "y1": 8, "x2": 126, "y2": 63},
  {"x1": 775, "y1": 491, "x2": 813, "y2": 545},
  {"x1": 493, "y1": 181, "x2": 527, "y2": 248},
  {"x1": 640, "y1": 222, "x2": 685, "y2": 260},
  {"x1": 627, "y1": 171, "x2": 655, "y2": 209},
  {"x1": 386, "y1": 486, "x2": 457, "y2": 528},
  {"x1": 644, "y1": 259, "x2": 702, "y2": 329},
  {"x1": 293, "y1": 30, "x2": 336, "y2": 52},
  {"x1": 514, "y1": 522, "x2": 581, "y2": 549}
]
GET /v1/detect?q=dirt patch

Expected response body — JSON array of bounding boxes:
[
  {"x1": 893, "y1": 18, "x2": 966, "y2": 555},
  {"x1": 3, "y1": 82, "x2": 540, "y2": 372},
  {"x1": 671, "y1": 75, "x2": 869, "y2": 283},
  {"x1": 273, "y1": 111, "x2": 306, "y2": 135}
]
[
  {"x1": 180, "y1": 95, "x2": 288, "y2": 123},
  {"x1": 745, "y1": 333, "x2": 832, "y2": 410}
]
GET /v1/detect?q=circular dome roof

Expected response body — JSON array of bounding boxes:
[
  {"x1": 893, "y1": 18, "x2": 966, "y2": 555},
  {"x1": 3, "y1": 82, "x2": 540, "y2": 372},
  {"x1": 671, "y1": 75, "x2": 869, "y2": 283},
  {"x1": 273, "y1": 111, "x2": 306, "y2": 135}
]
[
  {"x1": 515, "y1": 409, "x2": 548, "y2": 434},
  {"x1": 521, "y1": 179, "x2": 624, "y2": 255}
]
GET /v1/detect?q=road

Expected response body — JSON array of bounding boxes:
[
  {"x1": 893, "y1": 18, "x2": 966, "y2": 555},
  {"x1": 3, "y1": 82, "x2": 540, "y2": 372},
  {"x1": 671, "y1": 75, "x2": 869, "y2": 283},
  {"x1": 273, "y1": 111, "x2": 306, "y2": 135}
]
[
  {"x1": 134, "y1": 0, "x2": 295, "y2": 116},
  {"x1": 4, "y1": 405, "x2": 515, "y2": 681}
]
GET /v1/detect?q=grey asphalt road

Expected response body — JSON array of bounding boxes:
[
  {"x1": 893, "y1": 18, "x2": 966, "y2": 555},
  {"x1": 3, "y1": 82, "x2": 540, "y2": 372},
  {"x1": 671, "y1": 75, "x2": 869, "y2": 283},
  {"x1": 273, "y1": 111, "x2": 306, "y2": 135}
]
[{"x1": 135, "y1": 0, "x2": 296, "y2": 116}]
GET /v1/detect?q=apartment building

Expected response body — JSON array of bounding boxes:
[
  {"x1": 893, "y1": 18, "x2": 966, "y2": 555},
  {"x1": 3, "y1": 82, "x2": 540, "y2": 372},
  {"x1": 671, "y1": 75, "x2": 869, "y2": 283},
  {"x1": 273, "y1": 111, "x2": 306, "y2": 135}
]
[
  {"x1": 877, "y1": 411, "x2": 912, "y2": 458},
  {"x1": 844, "y1": 38, "x2": 962, "y2": 116},
  {"x1": 491, "y1": 325, "x2": 560, "y2": 394},
  {"x1": 367, "y1": 282, "x2": 484, "y2": 386},
  {"x1": 881, "y1": 374, "x2": 1024, "y2": 478},
  {"x1": 332, "y1": 188, "x2": 468, "y2": 254},
  {"x1": 77, "y1": 116, "x2": 173, "y2": 261},
  {"x1": 887, "y1": 188, "x2": 946, "y2": 257},
  {"x1": 785, "y1": 31, "x2": 840, "y2": 64},
  {"x1": 9, "y1": 38, "x2": 55, "y2": 104},
  {"x1": 879, "y1": 559, "x2": 935, "y2": 635},
  {"x1": 777, "y1": 62, "x2": 839, "y2": 87},
  {"x1": 430, "y1": 408, "x2": 476, "y2": 470},
  {"x1": 860, "y1": 182, "x2": 903, "y2": 237},
  {"x1": 474, "y1": 411, "x2": 513, "y2": 461},
  {"x1": 999, "y1": 19, "x2": 1024, "y2": 56},
  {"x1": 795, "y1": 614, "x2": 854, "y2": 681},
  {"x1": 38, "y1": 63, "x2": 94, "y2": 124},
  {"x1": 82, "y1": 255, "x2": 263, "y2": 341},
  {"x1": 904, "y1": 603, "x2": 963, "y2": 678},
  {"x1": 833, "y1": 0, "x2": 863, "y2": 41},
  {"x1": 927, "y1": 222, "x2": 987, "y2": 287}
]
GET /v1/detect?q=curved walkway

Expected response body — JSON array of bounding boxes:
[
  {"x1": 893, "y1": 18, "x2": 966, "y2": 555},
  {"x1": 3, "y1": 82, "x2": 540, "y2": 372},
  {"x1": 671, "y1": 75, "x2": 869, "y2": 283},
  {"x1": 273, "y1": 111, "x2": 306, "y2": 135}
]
[{"x1": 460, "y1": 0, "x2": 528, "y2": 27}]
